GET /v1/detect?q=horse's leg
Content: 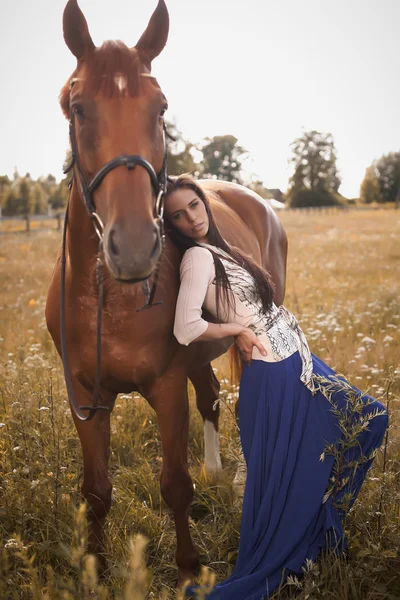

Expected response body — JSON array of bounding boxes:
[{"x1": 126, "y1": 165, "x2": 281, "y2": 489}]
[
  {"x1": 70, "y1": 377, "x2": 114, "y2": 572},
  {"x1": 188, "y1": 363, "x2": 222, "y2": 474},
  {"x1": 142, "y1": 365, "x2": 199, "y2": 585}
]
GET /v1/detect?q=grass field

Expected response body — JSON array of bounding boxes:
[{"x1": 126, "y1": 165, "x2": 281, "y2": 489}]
[{"x1": 0, "y1": 209, "x2": 399, "y2": 599}]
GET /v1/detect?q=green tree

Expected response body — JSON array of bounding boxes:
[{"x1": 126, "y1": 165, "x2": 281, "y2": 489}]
[
  {"x1": 4, "y1": 189, "x2": 19, "y2": 216},
  {"x1": 16, "y1": 176, "x2": 34, "y2": 215},
  {"x1": 375, "y1": 152, "x2": 400, "y2": 203},
  {"x1": 287, "y1": 130, "x2": 341, "y2": 207},
  {"x1": 360, "y1": 165, "x2": 381, "y2": 204},
  {"x1": 246, "y1": 177, "x2": 270, "y2": 199},
  {"x1": 165, "y1": 121, "x2": 201, "y2": 176},
  {"x1": 49, "y1": 179, "x2": 69, "y2": 211},
  {"x1": 0, "y1": 175, "x2": 11, "y2": 212},
  {"x1": 31, "y1": 183, "x2": 48, "y2": 214},
  {"x1": 199, "y1": 135, "x2": 248, "y2": 183}
]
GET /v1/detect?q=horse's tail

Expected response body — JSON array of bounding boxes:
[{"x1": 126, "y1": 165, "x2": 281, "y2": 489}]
[{"x1": 229, "y1": 344, "x2": 244, "y2": 390}]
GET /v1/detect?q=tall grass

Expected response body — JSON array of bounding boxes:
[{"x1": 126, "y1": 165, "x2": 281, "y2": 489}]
[{"x1": 0, "y1": 210, "x2": 399, "y2": 598}]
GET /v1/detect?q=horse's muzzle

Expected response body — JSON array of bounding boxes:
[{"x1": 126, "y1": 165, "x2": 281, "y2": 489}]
[{"x1": 103, "y1": 221, "x2": 161, "y2": 282}]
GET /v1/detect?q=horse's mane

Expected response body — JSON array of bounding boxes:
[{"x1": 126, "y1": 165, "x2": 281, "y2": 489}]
[{"x1": 60, "y1": 41, "x2": 142, "y2": 117}]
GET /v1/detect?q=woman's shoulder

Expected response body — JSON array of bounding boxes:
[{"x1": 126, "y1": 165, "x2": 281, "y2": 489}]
[
  {"x1": 182, "y1": 245, "x2": 214, "y2": 262},
  {"x1": 180, "y1": 246, "x2": 215, "y2": 278}
]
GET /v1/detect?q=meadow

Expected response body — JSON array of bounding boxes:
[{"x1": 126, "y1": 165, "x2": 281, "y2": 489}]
[{"x1": 0, "y1": 209, "x2": 399, "y2": 599}]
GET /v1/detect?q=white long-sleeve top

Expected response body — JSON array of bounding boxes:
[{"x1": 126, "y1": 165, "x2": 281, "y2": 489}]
[{"x1": 173, "y1": 244, "x2": 316, "y2": 393}]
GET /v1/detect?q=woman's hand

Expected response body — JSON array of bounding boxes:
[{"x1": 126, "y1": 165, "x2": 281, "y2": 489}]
[{"x1": 234, "y1": 328, "x2": 267, "y2": 364}]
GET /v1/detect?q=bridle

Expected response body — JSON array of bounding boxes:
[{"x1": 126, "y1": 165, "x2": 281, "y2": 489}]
[{"x1": 60, "y1": 78, "x2": 168, "y2": 422}]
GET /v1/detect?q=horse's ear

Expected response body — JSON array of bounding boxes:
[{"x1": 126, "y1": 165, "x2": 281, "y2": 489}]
[
  {"x1": 134, "y1": 0, "x2": 169, "y2": 68},
  {"x1": 63, "y1": 0, "x2": 95, "y2": 60}
]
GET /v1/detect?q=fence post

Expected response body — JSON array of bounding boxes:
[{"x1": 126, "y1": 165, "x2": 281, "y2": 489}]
[
  {"x1": 25, "y1": 215, "x2": 30, "y2": 232},
  {"x1": 57, "y1": 214, "x2": 61, "y2": 230}
]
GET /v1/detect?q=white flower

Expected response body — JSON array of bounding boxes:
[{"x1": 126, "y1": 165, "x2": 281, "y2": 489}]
[
  {"x1": 361, "y1": 336, "x2": 376, "y2": 345},
  {"x1": 38, "y1": 406, "x2": 50, "y2": 411},
  {"x1": 383, "y1": 335, "x2": 393, "y2": 343},
  {"x1": 4, "y1": 539, "x2": 24, "y2": 550}
]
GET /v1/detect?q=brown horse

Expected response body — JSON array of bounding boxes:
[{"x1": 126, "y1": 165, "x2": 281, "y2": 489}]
[{"x1": 45, "y1": 0, "x2": 288, "y2": 584}]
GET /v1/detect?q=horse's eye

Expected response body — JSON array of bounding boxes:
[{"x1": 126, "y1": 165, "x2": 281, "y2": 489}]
[
  {"x1": 72, "y1": 104, "x2": 85, "y2": 119},
  {"x1": 159, "y1": 104, "x2": 168, "y2": 118}
]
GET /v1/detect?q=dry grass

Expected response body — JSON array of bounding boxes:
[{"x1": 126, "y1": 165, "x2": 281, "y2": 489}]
[{"x1": 0, "y1": 209, "x2": 399, "y2": 599}]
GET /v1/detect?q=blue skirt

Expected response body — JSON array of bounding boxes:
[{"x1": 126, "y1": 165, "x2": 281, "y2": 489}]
[{"x1": 186, "y1": 351, "x2": 388, "y2": 600}]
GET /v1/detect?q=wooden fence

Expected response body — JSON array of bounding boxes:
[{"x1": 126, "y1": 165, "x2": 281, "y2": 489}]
[
  {"x1": 0, "y1": 214, "x2": 65, "y2": 233},
  {"x1": 0, "y1": 204, "x2": 396, "y2": 233}
]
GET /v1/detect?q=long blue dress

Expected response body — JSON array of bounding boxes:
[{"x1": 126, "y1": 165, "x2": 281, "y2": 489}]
[{"x1": 186, "y1": 351, "x2": 388, "y2": 600}]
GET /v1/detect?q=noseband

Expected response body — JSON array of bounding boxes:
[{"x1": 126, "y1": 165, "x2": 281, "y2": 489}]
[{"x1": 61, "y1": 79, "x2": 168, "y2": 422}]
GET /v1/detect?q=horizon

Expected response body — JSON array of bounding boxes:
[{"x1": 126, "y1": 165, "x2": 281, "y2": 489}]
[{"x1": 0, "y1": 0, "x2": 399, "y2": 197}]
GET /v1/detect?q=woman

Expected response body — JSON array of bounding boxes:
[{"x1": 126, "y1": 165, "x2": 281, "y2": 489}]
[{"x1": 164, "y1": 175, "x2": 389, "y2": 600}]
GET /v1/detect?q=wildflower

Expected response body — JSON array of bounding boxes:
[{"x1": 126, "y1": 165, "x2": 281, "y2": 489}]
[
  {"x1": 38, "y1": 406, "x2": 50, "y2": 411},
  {"x1": 0, "y1": 423, "x2": 6, "y2": 429},
  {"x1": 5, "y1": 539, "x2": 26, "y2": 550},
  {"x1": 30, "y1": 480, "x2": 40, "y2": 489},
  {"x1": 28, "y1": 299, "x2": 36, "y2": 306}
]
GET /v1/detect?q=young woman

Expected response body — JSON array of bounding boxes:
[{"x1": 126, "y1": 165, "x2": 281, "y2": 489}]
[{"x1": 164, "y1": 174, "x2": 389, "y2": 600}]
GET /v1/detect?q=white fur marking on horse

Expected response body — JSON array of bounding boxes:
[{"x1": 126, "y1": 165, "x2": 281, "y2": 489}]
[
  {"x1": 204, "y1": 420, "x2": 222, "y2": 473},
  {"x1": 114, "y1": 74, "x2": 127, "y2": 93}
]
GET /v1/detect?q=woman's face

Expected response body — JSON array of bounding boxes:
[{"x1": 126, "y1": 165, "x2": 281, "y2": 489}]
[{"x1": 165, "y1": 187, "x2": 210, "y2": 243}]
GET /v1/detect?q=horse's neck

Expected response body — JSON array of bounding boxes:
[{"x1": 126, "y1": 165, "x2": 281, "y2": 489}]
[{"x1": 66, "y1": 186, "x2": 99, "y2": 273}]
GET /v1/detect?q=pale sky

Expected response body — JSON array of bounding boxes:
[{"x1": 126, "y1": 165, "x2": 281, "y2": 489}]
[{"x1": 1, "y1": 0, "x2": 399, "y2": 197}]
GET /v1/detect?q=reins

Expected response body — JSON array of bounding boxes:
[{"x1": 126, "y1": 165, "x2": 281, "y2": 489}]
[{"x1": 60, "y1": 81, "x2": 168, "y2": 422}]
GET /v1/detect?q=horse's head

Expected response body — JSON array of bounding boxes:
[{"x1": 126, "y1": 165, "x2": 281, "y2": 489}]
[{"x1": 61, "y1": 0, "x2": 169, "y2": 282}]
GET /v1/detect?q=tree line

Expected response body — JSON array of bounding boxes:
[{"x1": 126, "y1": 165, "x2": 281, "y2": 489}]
[
  {"x1": 286, "y1": 131, "x2": 399, "y2": 208},
  {"x1": 1, "y1": 126, "x2": 399, "y2": 215},
  {"x1": 0, "y1": 173, "x2": 69, "y2": 217}
]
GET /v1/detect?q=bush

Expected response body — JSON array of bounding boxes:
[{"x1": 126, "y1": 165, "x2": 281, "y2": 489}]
[{"x1": 288, "y1": 189, "x2": 341, "y2": 208}]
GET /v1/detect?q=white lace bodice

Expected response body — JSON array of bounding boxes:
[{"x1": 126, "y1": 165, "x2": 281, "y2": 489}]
[{"x1": 173, "y1": 245, "x2": 315, "y2": 393}]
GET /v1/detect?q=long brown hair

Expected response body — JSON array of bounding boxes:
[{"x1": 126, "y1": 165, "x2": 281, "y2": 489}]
[{"x1": 165, "y1": 175, "x2": 275, "y2": 321}]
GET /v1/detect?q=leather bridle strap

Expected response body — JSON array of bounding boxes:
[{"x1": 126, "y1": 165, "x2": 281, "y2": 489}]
[
  {"x1": 60, "y1": 202, "x2": 110, "y2": 421},
  {"x1": 66, "y1": 111, "x2": 167, "y2": 225},
  {"x1": 60, "y1": 89, "x2": 168, "y2": 421}
]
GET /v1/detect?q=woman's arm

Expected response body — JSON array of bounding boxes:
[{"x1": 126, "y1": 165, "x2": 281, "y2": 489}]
[
  {"x1": 196, "y1": 322, "x2": 267, "y2": 359},
  {"x1": 173, "y1": 247, "x2": 267, "y2": 358},
  {"x1": 195, "y1": 321, "x2": 247, "y2": 341},
  {"x1": 173, "y1": 247, "x2": 216, "y2": 346}
]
